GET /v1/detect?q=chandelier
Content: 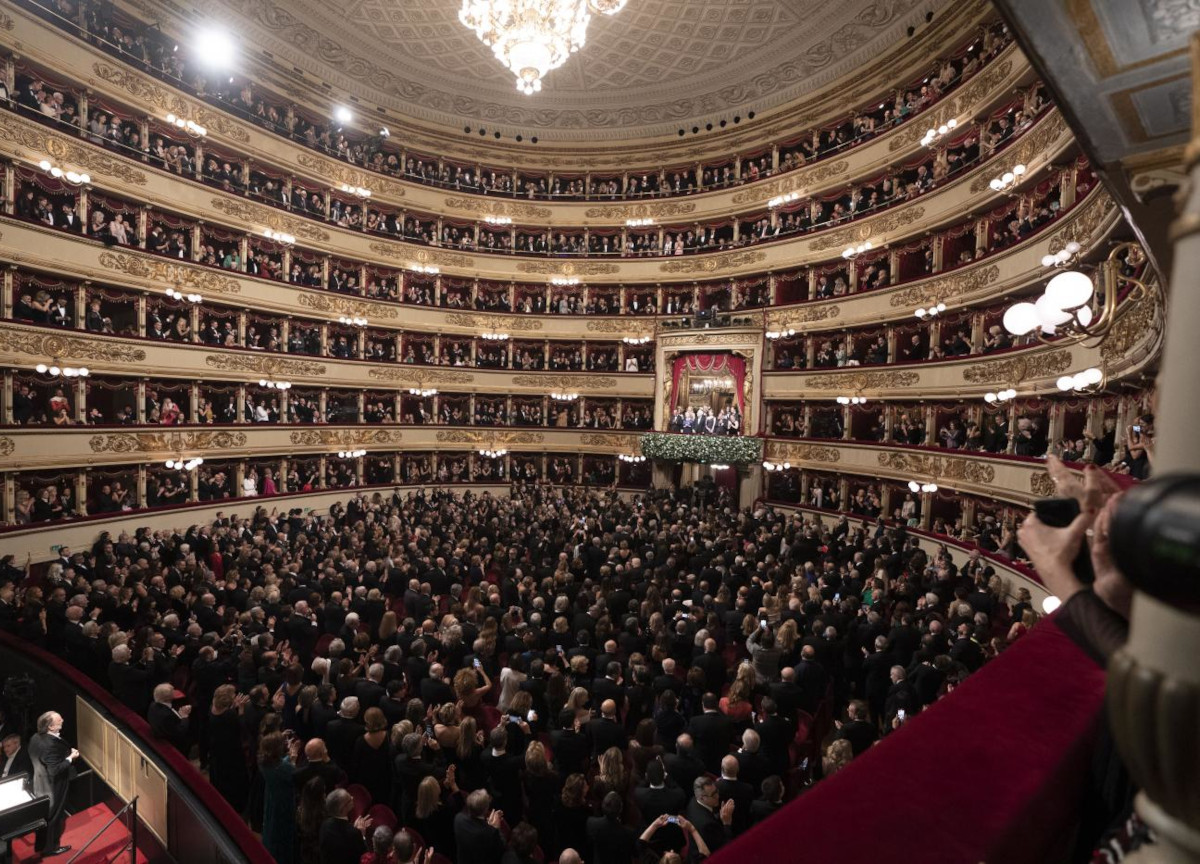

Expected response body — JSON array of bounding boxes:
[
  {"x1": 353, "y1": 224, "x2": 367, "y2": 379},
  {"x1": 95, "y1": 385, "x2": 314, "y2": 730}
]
[{"x1": 459, "y1": 0, "x2": 630, "y2": 95}]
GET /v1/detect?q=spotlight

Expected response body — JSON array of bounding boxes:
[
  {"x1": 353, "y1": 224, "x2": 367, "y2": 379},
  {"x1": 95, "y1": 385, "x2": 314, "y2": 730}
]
[
  {"x1": 907, "y1": 25, "x2": 915, "y2": 36},
  {"x1": 733, "y1": 116, "x2": 741, "y2": 123},
  {"x1": 692, "y1": 126, "x2": 699, "y2": 134},
  {"x1": 747, "y1": 111, "x2": 755, "y2": 119},
  {"x1": 678, "y1": 130, "x2": 685, "y2": 137},
  {"x1": 705, "y1": 123, "x2": 712, "y2": 131},
  {"x1": 334, "y1": 106, "x2": 353, "y2": 124},
  {"x1": 925, "y1": 10, "x2": 934, "y2": 22},
  {"x1": 479, "y1": 128, "x2": 487, "y2": 136},
  {"x1": 464, "y1": 126, "x2": 472, "y2": 133},
  {"x1": 531, "y1": 137, "x2": 538, "y2": 143},
  {"x1": 719, "y1": 119, "x2": 727, "y2": 128},
  {"x1": 516, "y1": 135, "x2": 523, "y2": 142}
]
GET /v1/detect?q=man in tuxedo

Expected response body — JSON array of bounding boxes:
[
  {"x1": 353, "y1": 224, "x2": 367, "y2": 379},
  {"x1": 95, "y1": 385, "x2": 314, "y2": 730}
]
[
  {"x1": 549, "y1": 709, "x2": 589, "y2": 777},
  {"x1": 791, "y1": 645, "x2": 829, "y2": 714},
  {"x1": 0, "y1": 734, "x2": 33, "y2": 780},
  {"x1": 324, "y1": 697, "x2": 365, "y2": 769},
  {"x1": 318, "y1": 788, "x2": 369, "y2": 864},
  {"x1": 753, "y1": 698, "x2": 794, "y2": 769},
  {"x1": 686, "y1": 693, "x2": 734, "y2": 774},
  {"x1": 734, "y1": 730, "x2": 771, "y2": 793},
  {"x1": 585, "y1": 699, "x2": 627, "y2": 757},
  {"x1": 693, "y1": 638, "x2": 726, "y2": 695},
  {"x1": 354, "y1": 663, "x2": 387, "y2": 710},
  {"x1": 453, "y1": 789, "x2": 506, "y2": 864},
  {"x1": 147, "y1": 683, "x2": 192, "y2": 752},
  {"x1": 833, "y1": 700, "x2": 878, "y2": 756},
  {"x1": 663, "y1": 734, "x2": 706, "y2": 792},
  {"x1": 685, "y1": 777, "x2": 733, "y2": 855},
  {"x1": 30, "y1": 711, "x2": 80, "y2": 857}
]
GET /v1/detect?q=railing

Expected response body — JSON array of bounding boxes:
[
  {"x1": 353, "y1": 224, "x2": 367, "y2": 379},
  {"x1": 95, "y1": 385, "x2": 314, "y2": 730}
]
[{"x1": 65, "y1": 796, "x2": 137, "y2": 864}]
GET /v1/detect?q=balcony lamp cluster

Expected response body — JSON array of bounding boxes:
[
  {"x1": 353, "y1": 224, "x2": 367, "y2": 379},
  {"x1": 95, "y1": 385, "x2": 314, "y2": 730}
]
[
  {"x1": 481, "y1": 332, "x2": 510, "y2": 341},
  {"x1": 622, "y1": 336, "x2": 651, "y2": 345},
  {"x1": 551, "y1": 392, "x2": 579, "y2": 401},
  {"x1": 762, "y1": 461, "x2": 792, "y2": 471},
  {"x1": 842, "y1": 241, "x2": 873, "y2": 260},
  {"x1": 1042, "y1": 241, "x2": 1082, "y2": 269},
  {"x1": 166, "y1": 287, "x2": 202, "y2": 303},
  {"x1": 258, "y1": 379, "x2": 292, "y2": 390},
  {"x1": 263, "y1": 228, "x2": 296, "y2": 246},
  {"x1": 709, "y1": 463, "x2": 731, "y2": 470},
  {"x1": 921, "y1": 117, "x2": 958, "y2": 147},
  {"x1": 165, "y1": 456, "x2": 204, "y2": 471},
  {"x1": 338, "y1": 315, "x2": 368, "y2": 327},
  {"x1": 551, "y1": 276, "x2": 580, "y2": 286},
  {"x1": 478, "y1": 448, "x2": 508, "y2": 458},
  {"x1": 339, "y1": 183, "x2": 372, "y2": 199},
  {"x1": 409, "y1": 264, "x2": 440, "y2": 275},
  {"x1": 484, "y1": 215, "x2": 513, "y2": 226},
  {"x1": 914, "y1": 302, "x2": 946, "y2": 320},
  {"x1": 35, "y1": 363, "x2": 88, "y2": 378},
  {"x1": 1057, "y1": 367, "x2": 1104, "y2": 393},
  {"x1": 988, "y1": 163, "x2": 1027, "y2": 194},
  {"x1": 908, "y1": 480, "x2": 939, "y2": 493},
  {"x1": 1002, "y1": 269, "x2": 1096, "y2": 337},
  {"x1": 337, "y1": 449, "x2": 367, "y2": 458},
  {"x1": 626, "y1": 218, "x2": 654, "y2": 228},
  {"x1": 619, "y1": 454, "x2": 646, "y2": 463},
  {"x1": 164, "y1": 113, "x2": 207, "y2": 137},
  {"x1": 38, "y1": 159, "x2": 89, "y2": 186},
  {"x1": 768, "y1": 191, "x2": 801, "y2": 209},
  {"x1": 766, "y1": 328, "x2": 797, "y2": 340},
  {"x1": 837, "y1": 396, "x2": 868, "y2": 405},
  {"x1": 408, "y1": 387, "x2": 438, "y2": 397},
  {"x1": 984, "y1": 388, "x2": 1017, "y2": 404}
]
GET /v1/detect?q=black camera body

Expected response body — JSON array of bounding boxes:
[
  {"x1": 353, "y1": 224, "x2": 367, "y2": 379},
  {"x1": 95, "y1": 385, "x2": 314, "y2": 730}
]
[{"x1": 1111, "y1": 474, "x2": 1200, "y2": 608}]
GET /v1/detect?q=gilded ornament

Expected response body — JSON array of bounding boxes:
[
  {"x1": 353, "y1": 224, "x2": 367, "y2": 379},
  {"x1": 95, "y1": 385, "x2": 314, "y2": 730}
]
[
  {"x1": 808, "y1": 206, "x2": 926, "y2": 253},
  {"x1": 876, "y1": 451, "x2": 995, "y2": 484},
  {"x1": 511, "y1": 374, "x2": 617, "y2": 389},
  {"x1": 659, "y1": 333, "x2": 758, "y2": 347},
  {"x1": 0, "y1": 328, "x2": 147, "y2": 363},
  {"x1": 368, "y1": 243, "x2": 474, "y2": 269},
  {"x1": 660, "y1": 250, "x2": 767, "y2": 275},
  {"x1": 209, "y1": 197, "x2": 331, "y2": 242},
  {"x1": 583, "y1": 201, "x2": 697, "y2": 220},
  {"x1": 802, "y1": 370, "x2": 920, "y2": 390},
  {"x1": 435, "y1": 430, "x2": 544, "y2": 445},
  {"x1": 0, "y1": 10, "x2": 13, "y2": 29},
  {"x1": 764, "y1": 441, "x2": 842, "y2": 463},
  {"x1": 888, "y1": 265, "x2": 1001, "y2": 308},
  {"x1": 289, "y1": 429, "x2": 404, "y2": 447},
  {"x1": 970, "y1": 111, "x2": 1069, "y2": 193},
  {"x1": 1099, "y1": 289, "x2": 1161, "y2": 364},
  {"x1": 961, "y1": 349, "x2": 1072, "y2": 384},
  {"x1": 1030, "y1": 472, "x2": 1057, "y2": 498},
  {"x1": 204, "y1": 353, "x2": 327, "y2": 376},
  {"x1": 444, "y1": 313, "x2": 543, "y2": 332},
  {"x1": 730, "y1": 160, "x2": 849, "y2": 206},
  {"x1": 0, "y1": 114, "x2": 148, "y2": 186},
  {"x1": 90, "y1": 63, "x2": 251, "y2": 143},
  {"x1": 765, "y1": 305, "x2": 842, "y2": 329},
  {"x1": 585, "y1": 320, "x2": 654, "y2": 336},
  {"x1": 1046, "y1": 191, "x2": 1117, "y2": 255},
  {"x1": 444, "y1": 198, "x2": 552, "y2": 220},
  {"x1": 579, "y1": 433, "x2": 640, "y2": 450},
  {"x1": 368, "y1": 367, "x2": 475, "y2": 385},
  {"x1": 298, "y1": 292, "x2": 400, "y2": 321},
  {"x1": 515, "y1": 261, "x2": 620, "y2": 276},
  {"x1": 0, "y1": 437, "x2": 14, "y2": 457},
  {"x1": 296, "y1": 153, "x2": 405, "y2": 197},
  {"x1": 98, "y1": 251, "x2": 242, "y2": 295},
  {"x1": 88, "y1": 430, "x2": 248, "y2": 453}
]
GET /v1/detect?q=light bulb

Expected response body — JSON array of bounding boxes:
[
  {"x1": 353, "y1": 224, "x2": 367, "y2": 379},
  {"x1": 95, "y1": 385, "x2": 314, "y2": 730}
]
[
  {"x1": 39, "y1": 160, "x2": 51, "y2": 171},
  {"x1": 1044, "y1": 270, "x2": 1094, "y2": 310},
  {"x1": 1080, "y1": 367, "x2": 1104, "y2": 385},
  {"x1": 1042, "y1": 596, "x2": 1062, "y2": 614},
  {"x1": 1002, "y1": 302, "x2": 1041, "y2": 336},
  {"x1": 1065, "y1": 241, "x2": 1081, "y2": 254},
  {"x1": 990, "y1": 179, "x2": 1002, "y2": 191},
  {"x1": 1013, "y1": 164, "x2": 1027, "y2": 175},
  {"x1": 985, "y1": 392, "x2": 997, "y2": 403},
  {"x1": 908, "y1": 481, "x2": 921, "y2": 493},
  {"x1": 1035, "y1": 294, "x2": 1073, "y2": 328},
  {"x1": 915, "y1": 308, "x2": 927, "y2": 319},
  {"x1": 1041, "y1": 254, "x2": 1056, "y2": 268},
  {"x1": 1057, "y1": 376, "x2": 1075, "y2": 391},
  {"x1": 36, "y1": 363, "x2": 47, "y2": 373},
  {"x1": 48, "y1": 366, "x2": 60, "y2": 376},
  {"x1": 1075, "y1": 306, "x2": 1094, "y2": 327},
  {"x1": 1002, "y1": 172, "x2": 1014, "y2": 184}
]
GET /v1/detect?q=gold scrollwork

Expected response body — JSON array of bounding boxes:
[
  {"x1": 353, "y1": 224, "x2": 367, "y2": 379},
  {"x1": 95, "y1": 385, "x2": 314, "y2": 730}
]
[
  {"x1": 1046, "y1": 191, "x2": 1117, "y2": 255},
  {"x1": 764, "y1": 440, "x2": 842, "y2": 463},
  {"x1": 961, "y1": 349, "x2": 1072, "y2": 384},
  {"x1": 209, "y1": 197, "x2": 331, "y2": 242},
  {"x1": 444, "y1": 313, "x2": 544, "y2": 333},
  {"x1": 443, "y1": 198, "x2": 552, "y2": 220},
  {"x1": 583, "y1": 201, "x2": 697, "y2": 220},
  {"x1": 969, "y1": 111, "x2": 1070, "y2": 194},
  {"x1": 579, "y1": 433, "x2": 641, "y2": 450},
  {"x1": 511, "y1": 374, "x2": 617, "y2": 389},
  {"x1": 98, "y1": 251, "x2": 242, "y2": 295},
  {"x1": 297, "y1": 292, "x2": 400, "y2": 321},
  {"x1": 807, "y1": 206, "x2": 926, "y2": 253},
  {"x1": 90, "y1": 63, "x2": 251, "y2": 143},
  {"x1": 1030, "y1": 472, "x2": 1057, "y2": 498},
  {"x1": 288, "y1": 429, "x2": 404, "y2": 447},
  {"x1": 434, "y1": 430, "x2": 545, "y2": 445},
  {"x1": 0, "y1": 113, "x2": 148, "y2": 186},
  {"x1": 584, "y1": 320, "x2": 654, "y2": 335},
  {"x1": 730, "y1": 160, "x2": 850, "y2": 206},
  {"x1": 0, "y1": 328, "x2": 147, "y2": 363},
  {"x1": 887, "y1": 264, "x2": 1002, "y2": 309},
  {"x1": 367, "y1": 367, "x2": 475, "y2": 385},
  {"x1": 0, "y1": 437, "x2": 14, "y2": 457},
  {"x1": 1100, "y1": 287, "x2": 1161, "y2": 364},
  {"x1": 515, "y1": 261, "x2": 621, "y2": 276},
  {"x1": 88, "y1": 430, "x2": 248, "y2": 453},
  {"x1": 876, "y1": 451, "x2": 996, "y2": 484},
  {"x1": 368, "y1": 243, "x2": 474, "y2": 269},
  {"x1": 659, "y1": 250, "x2": 767, "y2": 275},
  {"x1": 204, "y1": 353, "x2": 327, "y2": 376},
  {"x1": 802, "y1": 370, "x2": 920, "y2": 390},
  {"x1": 765, "y1": 305, "x2": 842, "y2": 329}
]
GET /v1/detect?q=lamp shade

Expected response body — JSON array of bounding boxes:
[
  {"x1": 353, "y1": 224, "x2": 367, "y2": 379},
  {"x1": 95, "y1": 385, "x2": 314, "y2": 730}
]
[
  {"x1": 1044, "y1": 270, "x2": 1094, "y2": 310},
  {"x1": 1035, "y1": 294, "x2": 1074, "y2": 328},
  {"x1": 1002, "y1": 302, "x2": 1041, "y2": 336}
]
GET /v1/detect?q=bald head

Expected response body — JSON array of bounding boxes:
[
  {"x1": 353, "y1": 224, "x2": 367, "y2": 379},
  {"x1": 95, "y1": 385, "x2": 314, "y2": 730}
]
[
  {"x1": 601, "y1": 699, "x2": 617, "y2": 719},
  {"x1": 305, "y1": 739, "x2": 329, "y2": 762},
  {"x1": 720, "y1": 754, "x2": 739, "y2": 778},
  {"x1": 559, "y1": 851, "x2": 582, "y2": 864}
]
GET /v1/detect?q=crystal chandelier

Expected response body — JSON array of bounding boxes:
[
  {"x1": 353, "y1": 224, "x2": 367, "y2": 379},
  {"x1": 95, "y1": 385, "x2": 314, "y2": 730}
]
[{"x1": 459, "y1": 0, "x2": 630, "y2": 95}]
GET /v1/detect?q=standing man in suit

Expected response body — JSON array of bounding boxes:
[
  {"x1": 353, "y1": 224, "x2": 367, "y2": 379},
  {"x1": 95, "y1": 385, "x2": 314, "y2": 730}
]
[
  {"x1": 30, "y1": 711, "x2": 80, "y2": 857},
  {"x1": 147, "y1": 683, "x2": 192, "y2": 753}
]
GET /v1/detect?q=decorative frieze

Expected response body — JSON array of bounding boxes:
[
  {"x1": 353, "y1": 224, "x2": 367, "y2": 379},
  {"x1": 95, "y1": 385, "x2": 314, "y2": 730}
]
[{"x1": 87, "y1": 430, "x2": 248, "y2": 453}]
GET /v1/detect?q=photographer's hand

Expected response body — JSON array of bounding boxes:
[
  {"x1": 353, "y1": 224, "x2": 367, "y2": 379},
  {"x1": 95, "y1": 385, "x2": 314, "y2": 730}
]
[{"x1": 1017, "y1": 508, "x2": 1094, "y2": 603}]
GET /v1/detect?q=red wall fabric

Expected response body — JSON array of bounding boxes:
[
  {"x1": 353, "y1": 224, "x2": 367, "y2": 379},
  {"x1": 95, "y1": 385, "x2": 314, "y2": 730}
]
[
  {"x1": 669, "y1": 353, "x2": 747, "y2": 414},
  {"x1": 709, "y1": 618, "x2": 1107, "y2": 864}
]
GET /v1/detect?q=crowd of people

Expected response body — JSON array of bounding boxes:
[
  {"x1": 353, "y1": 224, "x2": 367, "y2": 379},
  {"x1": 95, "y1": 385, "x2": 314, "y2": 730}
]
[
  {"x1": 666, "y1": 406, "x2": 743, "y2": 437},
  {"x1": 0, "y1": 481, "x2": 1033, "y2": 863}
]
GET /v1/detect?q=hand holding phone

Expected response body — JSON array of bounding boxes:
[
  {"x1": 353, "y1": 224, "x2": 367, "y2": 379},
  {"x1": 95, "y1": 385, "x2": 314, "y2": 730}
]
[{"x1": 473, "y1": 657, "x2": 482, "y2": 668}]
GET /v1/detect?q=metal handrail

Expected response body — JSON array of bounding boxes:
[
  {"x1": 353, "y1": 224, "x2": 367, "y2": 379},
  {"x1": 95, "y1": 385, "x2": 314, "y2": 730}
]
[{"x1": 66, "y1": 796, "x2": 138, "y2": 864}]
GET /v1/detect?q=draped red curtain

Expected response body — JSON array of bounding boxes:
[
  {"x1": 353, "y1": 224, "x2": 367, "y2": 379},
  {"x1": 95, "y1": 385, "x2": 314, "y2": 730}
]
[{"x1": 669, "y1": 353, "x2": 746, "y2": 414}]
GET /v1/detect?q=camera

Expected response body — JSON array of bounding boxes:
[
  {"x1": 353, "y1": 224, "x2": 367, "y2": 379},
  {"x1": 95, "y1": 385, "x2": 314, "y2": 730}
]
[{"x1": 1111, "y1": 474, "x2": 1200, "y2": 605}]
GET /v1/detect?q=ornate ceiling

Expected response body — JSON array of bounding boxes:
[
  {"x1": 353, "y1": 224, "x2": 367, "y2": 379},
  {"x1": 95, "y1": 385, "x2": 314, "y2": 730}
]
[{"x1": 183, "y1": 0, "x2": 953, "y2": 142}]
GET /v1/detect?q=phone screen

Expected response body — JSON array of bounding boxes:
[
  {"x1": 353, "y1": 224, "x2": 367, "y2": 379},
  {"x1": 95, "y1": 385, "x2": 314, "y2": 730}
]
[
  {"x1": 759, "y1": 620, "x2": 768, "y2": 630},
  {"x1": 897, "y1": 709, "x2": 906, "y2": 721},
  {"x1": 527, "y1": 709, "x2": 536, "y2": 721},
  {"x1": 473, "y1": 658, "x2": 482, "y2": 668},
  {"x1": 666, "y1": 816, "x2": 679, "y2": 825}
]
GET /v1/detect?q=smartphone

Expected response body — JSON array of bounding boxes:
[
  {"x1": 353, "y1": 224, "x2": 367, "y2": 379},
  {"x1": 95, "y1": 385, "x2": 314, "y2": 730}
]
[
  {"x1": 473, "y1": 657, "x2": 482, "y2": 668},
  {"x1": 425, "y1": 721, "x2": 434, "y2": 737},
  {"x1": 897, "y1": 709, "x2": 906, "y2": 721},
  {"x1": 666, "y1": 816, "x2": 679, "y2": 825},
  {"x1": 526, "y1": 709, "x2": 536, "y2": 722},
  {"x1": 833, "y1": 593, "x2": 840, "y2": 603},
  {"x1": 1133, "y1": 425, "x2": 1142, "y2": 433},
  {"x1": 509, "y1": 715, "x2": 522, "y2": 725},
  {"x1": 759, "y1": 620, "x2": 768, "y2": 630}
]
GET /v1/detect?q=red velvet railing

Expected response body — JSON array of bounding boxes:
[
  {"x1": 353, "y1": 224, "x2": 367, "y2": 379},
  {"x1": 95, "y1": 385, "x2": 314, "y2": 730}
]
[
  {"x1": 710, "y1": 616, "x2": 1106, "y2": 864},
  {"x1": 0, "y1": 629, "x2": 275, "y2": 864}
]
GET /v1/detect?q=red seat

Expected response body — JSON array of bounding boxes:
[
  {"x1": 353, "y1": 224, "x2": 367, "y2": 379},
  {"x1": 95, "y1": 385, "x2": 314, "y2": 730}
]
[
  {"x1": 367, "y1": 803, "x2": 397, "y2": 831},
  {"x1": 315, "y1": 633, "x2": 334, "y2": 657},
  {"x1": 345, "y1": 783, "x2": 372, "y2": 820}
]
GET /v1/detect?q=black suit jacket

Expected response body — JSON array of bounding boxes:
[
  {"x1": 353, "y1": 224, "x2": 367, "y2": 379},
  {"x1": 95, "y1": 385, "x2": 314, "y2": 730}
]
[
  {"x1": 29, "y1": 732, "x2": 73, "y2": 823},
  {"x1": 354, "y1": 679, "x2": 387, "y2": 710},
  {"x1": 0, "y1": 745, "x2": 33, "y2": 782},
  {"x1": 686, "y1": 711, "x2": 734, "y2": 773},
  {"x1": 685, "y1": 799, "x2": 730, "y2": 854},
  {"x1": 586, "y1": 815, "x2": 638, "y2": 864},
  {"x1": 585, "y1": 716, "x2": 627, "y2": 757},
  {"x1": 318, "y1": 816, "x2": 366, "y2": 864},
  {"x1": 147, "y1": 701, "x2": 189, "y2": 752},
  {"x1": 716, "y1": 776, "x2": 754, "y2": 835},
  {"x1": 453, "y1": 812, "x2": 506, "y2": 864},
  {"x1": 633, "y1": 783, "x2": 687, "y2": 822},
  {"x1": 662, "y1": 750, "x2": 706, "y2": 792},
  {"x1": 549, "y1": 727, "x2": 589, "y2": 776},
  {"x1": 755, "y1": 715, "x2": 794, "y2": 768},
  {"x1": 325, "y1": 717, "x2": 366, "y2": 768}
]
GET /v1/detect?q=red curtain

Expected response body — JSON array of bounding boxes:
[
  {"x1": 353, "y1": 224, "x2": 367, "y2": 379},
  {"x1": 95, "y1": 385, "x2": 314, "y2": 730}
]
[{"x1": 669, "y1": 353, "x2": 746, "y2": 414}]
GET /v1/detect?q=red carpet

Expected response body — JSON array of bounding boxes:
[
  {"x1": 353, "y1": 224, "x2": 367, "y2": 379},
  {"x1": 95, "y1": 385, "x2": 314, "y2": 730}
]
[{"x1": 11, "y1": 803, "x2": 148, "y2": 864}]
